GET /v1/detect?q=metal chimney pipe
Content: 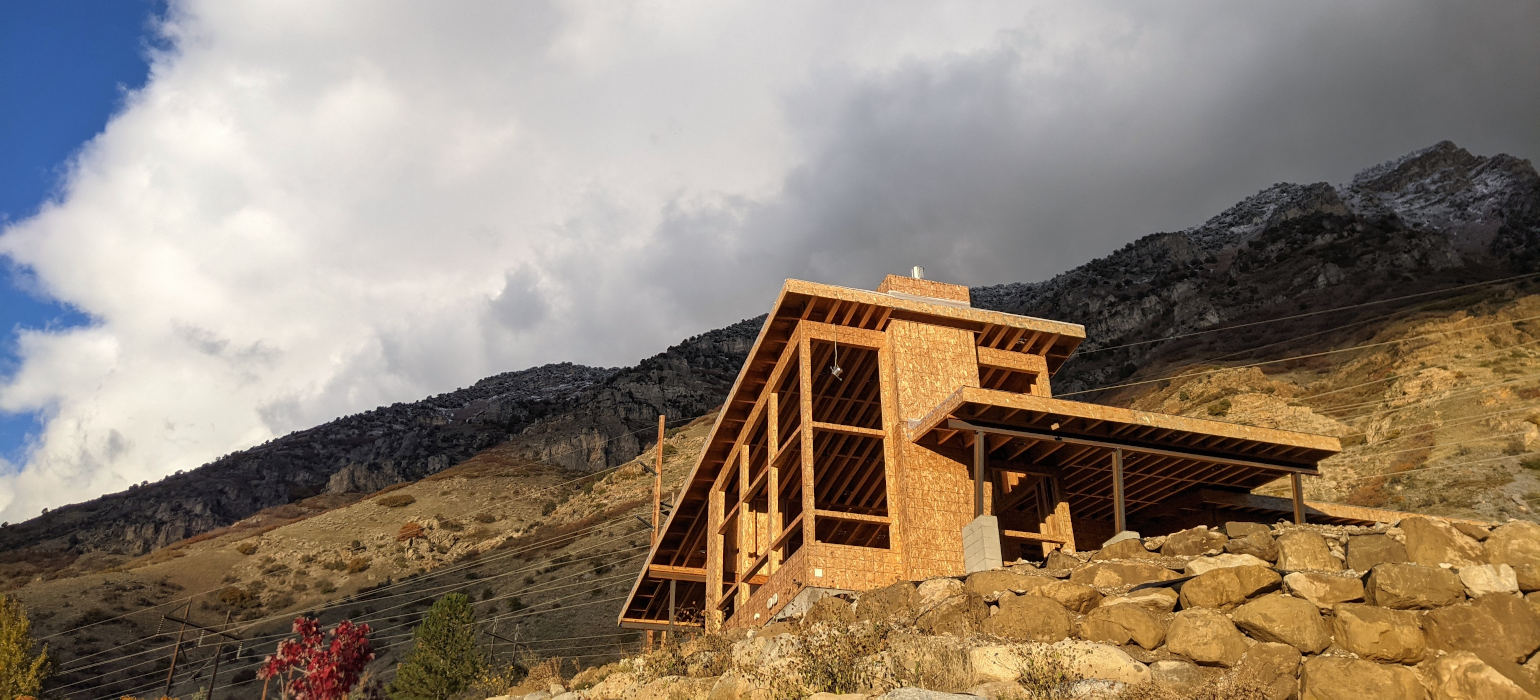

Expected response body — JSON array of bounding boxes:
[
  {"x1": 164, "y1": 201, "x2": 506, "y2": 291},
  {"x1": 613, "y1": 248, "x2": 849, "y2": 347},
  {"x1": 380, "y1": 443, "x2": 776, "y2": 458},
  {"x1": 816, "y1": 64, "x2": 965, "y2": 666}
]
[{"x1": 911, "y1": 265, "x2": 925, "y2": 280}]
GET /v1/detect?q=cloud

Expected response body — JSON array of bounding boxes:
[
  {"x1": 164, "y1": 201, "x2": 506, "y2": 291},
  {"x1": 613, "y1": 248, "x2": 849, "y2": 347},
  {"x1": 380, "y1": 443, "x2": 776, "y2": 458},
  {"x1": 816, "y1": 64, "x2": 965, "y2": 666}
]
[{"x1": 1, "y1": 0, "x2": 1537, "y2": 520}]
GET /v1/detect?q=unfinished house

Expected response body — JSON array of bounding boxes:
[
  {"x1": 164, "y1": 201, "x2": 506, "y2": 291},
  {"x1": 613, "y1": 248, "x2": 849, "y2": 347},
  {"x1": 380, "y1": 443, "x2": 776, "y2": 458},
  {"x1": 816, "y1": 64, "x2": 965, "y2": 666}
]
[{"x1": 619, "y1": 275, "x2": 1354, "y2": 633}]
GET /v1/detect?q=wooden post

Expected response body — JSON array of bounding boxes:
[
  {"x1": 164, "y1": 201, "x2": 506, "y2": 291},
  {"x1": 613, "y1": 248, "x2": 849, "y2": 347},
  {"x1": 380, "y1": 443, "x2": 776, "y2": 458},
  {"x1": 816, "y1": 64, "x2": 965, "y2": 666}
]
[
  {"x1": 973, "y1": 432, "x2": 986, "y2": 517},
  {"x1": 205, "y1": 610, "x2": 233, "y2": 700},
  {"x1": 1111, "y1": 448, "x2": 1126, "y2": 534},
  {"x1": 767, "y1": 393, "x2": 781, "y2": 573},
  {"x1": 668, "y1": 579, "x2": 677, "y2": 634},
  {"x1": 654, "y1": 414, "x2": 666, "y2": 644},
  {"x1": 164, "y1": 599, "x2": 191, "y2": 698},
  {"x1": 705, "y1": 485, "x2": 725, "y2": 631},
  {"x1": 1291, "y1": 473, "x2": 1305, "y2": 525},
  {"x1": 799, "y1": 334, "x2": 816, "y2": 548}
]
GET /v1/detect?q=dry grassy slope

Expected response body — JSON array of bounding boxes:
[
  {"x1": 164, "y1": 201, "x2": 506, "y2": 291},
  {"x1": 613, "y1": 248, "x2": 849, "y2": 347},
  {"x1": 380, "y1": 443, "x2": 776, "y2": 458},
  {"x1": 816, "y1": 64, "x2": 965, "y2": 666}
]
[
  {"x1": 14, "y1": 415, "x2": 711, "y2": 699},
  {"x1": 1115, "y1": 290, "x2": 1540, "y2": 520}
]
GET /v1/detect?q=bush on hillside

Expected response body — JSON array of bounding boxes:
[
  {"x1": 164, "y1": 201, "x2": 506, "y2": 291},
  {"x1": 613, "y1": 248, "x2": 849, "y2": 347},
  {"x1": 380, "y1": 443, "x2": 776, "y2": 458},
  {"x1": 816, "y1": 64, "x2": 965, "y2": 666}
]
[{"x1": 377, "y1": 494, "x2": 417, "y2": 508}]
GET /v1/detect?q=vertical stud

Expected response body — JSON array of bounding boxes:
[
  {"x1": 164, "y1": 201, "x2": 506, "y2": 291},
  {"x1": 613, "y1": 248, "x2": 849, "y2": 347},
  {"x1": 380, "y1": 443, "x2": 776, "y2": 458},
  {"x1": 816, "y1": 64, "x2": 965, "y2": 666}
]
[
  {"x1": 1111, "y1": 448, "x2": 1126, "y2": 535},
  {"x1": 1291, "y1": 473, "x2": 1305, "y2": 525}
]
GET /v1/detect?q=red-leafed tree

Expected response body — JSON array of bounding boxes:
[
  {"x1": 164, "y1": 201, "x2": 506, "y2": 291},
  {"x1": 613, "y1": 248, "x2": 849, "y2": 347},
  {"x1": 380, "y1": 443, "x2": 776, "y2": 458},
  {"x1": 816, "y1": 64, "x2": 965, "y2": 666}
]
[{"x1": 260, "y1": 617, "x2": 374, "y2": 700}]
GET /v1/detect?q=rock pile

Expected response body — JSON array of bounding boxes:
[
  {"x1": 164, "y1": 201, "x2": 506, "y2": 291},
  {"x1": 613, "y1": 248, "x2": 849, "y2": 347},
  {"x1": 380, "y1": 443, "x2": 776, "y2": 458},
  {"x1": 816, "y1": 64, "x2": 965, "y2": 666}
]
[{"x1": 495, "y1": 517, "x2": 1540, "y2": 699}]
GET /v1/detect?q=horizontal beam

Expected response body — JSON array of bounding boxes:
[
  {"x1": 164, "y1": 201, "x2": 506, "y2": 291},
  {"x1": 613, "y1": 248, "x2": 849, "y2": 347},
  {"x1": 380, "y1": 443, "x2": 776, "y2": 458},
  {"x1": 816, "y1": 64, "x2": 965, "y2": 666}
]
[
  {"x1": 647, "y1": 564, "x2": 706, "y2": 583},
  {"x1": 812, "y1": 509, "x2": 891, "y2": 525},
  {"x1": 1001, "y1": 529, "x2": 1069, "y2": 544},
  {"x1": 945, "y1": 418, "x2": 1319, "y2": 475},
  {"x1": 619, "y1": 617, "x2": 704, "y2": 632},
  {"x1": 811, "y1": 421, "x2": 886, "y2": 438}
]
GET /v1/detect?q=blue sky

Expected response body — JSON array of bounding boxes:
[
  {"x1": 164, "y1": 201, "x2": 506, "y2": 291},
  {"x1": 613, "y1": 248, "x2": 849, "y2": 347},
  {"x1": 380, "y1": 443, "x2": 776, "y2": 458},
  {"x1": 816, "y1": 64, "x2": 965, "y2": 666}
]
[{"x1": 0, "y1": 1, "x2": 160, "y2": 465}]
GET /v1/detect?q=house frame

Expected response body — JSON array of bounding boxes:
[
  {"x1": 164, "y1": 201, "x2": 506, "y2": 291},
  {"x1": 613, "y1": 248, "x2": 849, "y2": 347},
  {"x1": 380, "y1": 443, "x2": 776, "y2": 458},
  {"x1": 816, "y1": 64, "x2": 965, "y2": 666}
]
[{"x1": 619, "y1": 275, "x2": 1349, "y2": 633}]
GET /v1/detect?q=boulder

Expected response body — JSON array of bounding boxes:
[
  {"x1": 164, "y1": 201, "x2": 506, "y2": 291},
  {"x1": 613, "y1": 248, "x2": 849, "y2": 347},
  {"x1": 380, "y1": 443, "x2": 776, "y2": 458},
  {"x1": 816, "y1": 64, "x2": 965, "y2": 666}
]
[
  {"x1": 1178, "y1": 565, "x2": 1281, "y2": 609},
  {"x1": 1098, "y1": 587, "x2": 1179, "y2": 613},
  {"x1": 1474, "y1": 593, "x2": 1540, "y2": 659},
  {"x1": 1165, "y1": 608, "x2": 1250, "y2": 667},
  {"x1": 983, "y1": 593, "x2": 1071, "y2": 642},
  {"x1": 873, "y1": 690, "x2": 981, "y2": 700},
  {"x1": 1078, "y1": 603, "x2": 1167, "y2": 650},
  {"x1": 1423, "y1": 651, "x2": 1538, "y2": 700},
  {"x1": 967, "y1": 644, "x2": 1026, "y2": 684},
  {"x1": 1045, "y1": 549, "x2": 1084, "y2": 570},
  {"x1": 1184, "y1": 553, "x2": 1272, "y2": 575},
  {"x1": 914, "y1": 591, "x2": 987, "y2": 636},
  {"x1": 635, "y1": 677, "x2": 714, "y2": 700},
  {"x1": 1284, "y1": 571, "x2": 1365, "y2": 609},
  {"x1": 1091, "y1": 537, "x2": 1161, "y2": 561},
  {"x1": 965, "y1": 570, "x2": 1050, "y2": 599},
  {"x1": 1345, "y1": 533, "x2": 1407, "y2": 572},
  {"x1": 1458, "y1": 563, "x2": 1520, "y2": 597},
  {"x1": 1298, "y1": 657, "x2": 1426, "y2": 700},
  {"x1": 1331, "y1": 603, "x2": 1425, "y2": 663},
  {"x1": 1103, "y1": 530, "x2": 1142, "y2": 547},
  {"x1": 1276, "y1": 530, "x2": 1344, "y2": 571},
  {"x1": 1226, "y1": 531, "x2": 1279, "y2": 561},
  {"x1": 1423, "y1": 594, "x2": 1540, "y2": 666},
  {"x1": 1232, "y1": 594, "x2": 1332, "y2": 654},
  {"x1": 1365, "y1": 562, "x2": 1464, "y2": 609},
  {"x1": 1034, "y1": 580, "x2": 1103, "y2": 613},
  {"x1": 803, "y1": 595, "x2": 856, "y2": 627},
  {"x1": 706, "y1": 672, "x2": 770, "y2": 700},
  {"x1": 1068, "y1": 561, "x2": 1180, "y2": 589},
  {"x1": 1401, "y1": 516, "x2": 1483, "y2": 567},
  {"x1": 1149, "y1": 660, "x2": 1206, "y2": 696},
  {"x1": 1234, "y1": 642, "x2": 1301, "y2": 700},
  {"x1": 1224, "y1": 521, "x2": 1273, "y2": 539},
  {"x1": 1051, "y1": 640, "x2": 1152, "y2": 686},
  {"x1": 856, "y1": 581, "x2": 919, "y2": 623},
  {"x1": 915, "y1": 577, "x2": 964, "y2": 609},
  {"x1": 1161, "y1": 526, "x2": 1229, "y2": 556},
  {"x1": 1485, "y1": 520, "x2": 1540, "y2": 591},
  {"x1": 1452, "y1": 521, "x2": 1491, "y2": 541}
]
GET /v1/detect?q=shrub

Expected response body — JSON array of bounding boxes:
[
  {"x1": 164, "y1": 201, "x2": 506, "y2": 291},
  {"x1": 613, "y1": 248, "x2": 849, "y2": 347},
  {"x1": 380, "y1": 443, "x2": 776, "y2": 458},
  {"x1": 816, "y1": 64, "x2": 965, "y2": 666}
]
[
  {"x1": 260, "y1": 617, "x2": 373, "y2": 700},
  {"x1": 397, "y1": 522, "x2": 425, "y2": 541},
  {"x1": 316, "y1": 579, "x2": 337, "y2": 594},
  {"x1": 1206, "y1": 398, "x2": 1231, "y2": 416},
  {"x1": 540, "y1": 500, "x2": 557, "y2": 516},
  {"x1": 0, "y1": 593, "x2": 50, "y2": 698},
  {"x1": 235, "y1": 541, "x2": 259, "y2": 556},
  {"x1": 376, "y1": 494, "x2": 416, "y2": 508},
  {"x1": 473, "y1": 513, "x2": 497, "y2": 524},
  {"x1": 346, "y1": 558, "x2": 371, "y2": 574}
]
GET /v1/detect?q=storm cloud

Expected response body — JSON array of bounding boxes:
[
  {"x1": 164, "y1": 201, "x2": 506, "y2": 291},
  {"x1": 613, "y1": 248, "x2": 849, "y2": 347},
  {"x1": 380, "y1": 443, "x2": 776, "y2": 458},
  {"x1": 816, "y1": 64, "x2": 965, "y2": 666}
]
[{"x1": 1, "y1": 0, "x2": 1536, "y2": 520}]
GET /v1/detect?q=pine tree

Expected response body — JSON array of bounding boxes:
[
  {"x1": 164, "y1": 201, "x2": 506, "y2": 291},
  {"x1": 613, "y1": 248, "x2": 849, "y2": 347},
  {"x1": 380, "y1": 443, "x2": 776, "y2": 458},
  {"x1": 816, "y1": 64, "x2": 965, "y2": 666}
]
[
  {"x1": 0, "y1": 593, "x2": 50, "y2": 699},
  {"x1": 388, "y1": 593, "x2": 483, "y2": 700}
]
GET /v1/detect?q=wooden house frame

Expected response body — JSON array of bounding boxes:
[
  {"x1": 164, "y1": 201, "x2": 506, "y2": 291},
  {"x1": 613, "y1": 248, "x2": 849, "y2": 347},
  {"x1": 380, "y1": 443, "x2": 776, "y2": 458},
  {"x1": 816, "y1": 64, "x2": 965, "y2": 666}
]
[{"x1": 619, "y1": 275, "x2": 1344, "y2": 633}]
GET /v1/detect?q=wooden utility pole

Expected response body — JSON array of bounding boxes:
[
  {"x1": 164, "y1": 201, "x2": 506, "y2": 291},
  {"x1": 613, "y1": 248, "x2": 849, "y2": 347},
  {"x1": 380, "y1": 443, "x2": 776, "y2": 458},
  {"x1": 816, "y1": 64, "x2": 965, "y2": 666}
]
[
  {"x1": 204, "y1": 610, "x2": 234, "y2": 700},
  {"x1": 163, "y1": 600, "x2": 193, "y2": 699}
]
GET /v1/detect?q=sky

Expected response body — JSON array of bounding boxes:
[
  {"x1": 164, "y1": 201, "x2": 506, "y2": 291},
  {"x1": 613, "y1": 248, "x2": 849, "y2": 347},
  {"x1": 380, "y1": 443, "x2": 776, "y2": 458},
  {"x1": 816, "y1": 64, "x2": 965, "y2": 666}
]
[{"x1": 0, "y1": 1, "x2": 1537, "y2": 522}]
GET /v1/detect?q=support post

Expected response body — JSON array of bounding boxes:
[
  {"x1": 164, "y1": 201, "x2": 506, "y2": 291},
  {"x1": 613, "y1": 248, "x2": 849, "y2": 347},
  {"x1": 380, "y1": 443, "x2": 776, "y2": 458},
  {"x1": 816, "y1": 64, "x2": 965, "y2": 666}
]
[
  {"x1": 1291, "y1": 473, "x2": 1305, "y2": 525},
  {"x1": 654, "y1": 414, "x2": 665, "y2": 644},
  {"x1": 205, "y1": 610, "x2": 233, "y2": 700},
  {"x1": 973, "y1": 432, "x2": 986, "y2": 517},
  {"x1": 164, "y1": 600, "x2": 192, "y2": 699},
  {"x1": 669, "y1": 579, "x2": 677, "y2": 634},
  {"x1": 1111, "y1": 448, "x2": 1126, "y2": 534}
]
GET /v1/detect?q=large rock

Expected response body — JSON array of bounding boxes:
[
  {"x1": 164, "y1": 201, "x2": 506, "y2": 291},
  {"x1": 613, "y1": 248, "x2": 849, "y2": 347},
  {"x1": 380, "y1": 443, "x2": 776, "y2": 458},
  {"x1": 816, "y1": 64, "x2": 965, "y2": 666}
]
[
  {"x1": 1068, "y1": 561, "x2": 1180, "y2": 588},
  {"x1": 914, "y1": 591, "x2": 987, "y2": 636},
  {"x1": 1423, "y1": 651, "x2": 1539, "y2": 700},
  {"x1": 1161, "y1": 526, "x2": 1228, "y2": 556},
  {"x1": 1331, "y1": 603, "x2": 1425, "y2": 663},
  {"x1": 1078, "y1": 603, "x2": 1167, "y2": 650},
  {"x1": 1226, "y1": 531, "x2": 1279, "y2": 561},
  {"x1": 1345, "y1": 533, "x2": 1407, "y2": 572},
  {"x1": 1178, "y1": 565, "x2": 1281, "y2": 609},
  {"x1": 1485, "y1": 520, "x2": 1540, "y2": 591},
  {"x1": 1365, "y1": 562, "x2": 1464, "y2": 609},
  {"x1": 1225, "y1": 521, "x2": 1273, "y2": 539},
  {"x1": 1298, "y1": 657, "x2": 1426, "y2": 700},
  {"x1": 1232, "y1": 594, "x2": 1332, "y2": 654},
  {"x1": 1098, "y1": 587, "x2": 1179, "y2": 613},
  {"x1": 1401, "y1": 516, "x2": 1484, "y2": 567},
  {"x1": 803, "y1": 595, "x2": 856, "y2": 627},
  {"x1": 1051, "y1": 640, "x2": 1152, "y2": 686},
  {"x1": 1092, "y1": 537, "x2": 1161, "y2": 561},
  {"x1": 1276, "y1": 530, "x2": 1344, "y2": 571},
  {"x1": 965, "y1": 570, "x2": 1050, "y2": 599},
  {"x1": 1234, "y1": 642, "x2": 1301, "y2": 700},
  {"x1": 1165, "y1": 608, "x2": 1250, "y2": 667},
  {"x1": 635, "y1": 676, "x2": 714, "y2": 700},
  {"x1": 967, "y1": 645, "x2": 1026, "y2": 684},
  {"x1": 1034, "y1": 581, "x2": 1103, "y2": 613},
  {"x1": 1149, "y1": 660, "x2": 1207, "y2": 696},
  {"x1": 855, "y1": 581, "x2": 919, "y2": 623},
  {"x1": 1424, "y1": 594, "x2": 1540, "y2": 664},
  {"x1": 1458, "y1": 563, "x2": 1520, "y2": 597},
  {"x1": 915, "y1": 577, "x2": 964, "y2": 609},
  {"x1": 1284, "y1": 571, "x2": 1365, "y2": 609},
  {"x1": 1184, "y1": 553, "x2": 1272, "y2": 575},
  {"x1": 983, "y1": 593, "x2": 1071, "y2": 642}
]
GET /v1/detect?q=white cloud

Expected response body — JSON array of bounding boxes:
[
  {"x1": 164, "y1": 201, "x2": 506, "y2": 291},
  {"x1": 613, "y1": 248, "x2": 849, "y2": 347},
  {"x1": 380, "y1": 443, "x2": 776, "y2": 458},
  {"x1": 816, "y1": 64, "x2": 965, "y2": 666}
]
[{"x1": 1, "y1": 0, "x2": 1537, "y2": 521}]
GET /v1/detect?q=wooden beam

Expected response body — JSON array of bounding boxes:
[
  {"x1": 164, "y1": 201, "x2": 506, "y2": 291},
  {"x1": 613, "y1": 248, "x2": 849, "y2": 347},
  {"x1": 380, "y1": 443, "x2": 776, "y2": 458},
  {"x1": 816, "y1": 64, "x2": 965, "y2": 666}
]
[
  {"x1": 974, "y1": 430, "x2": 986, "y2": 517},
  {"x1": 648, "y1": 564, "x2": 707, "y2": 583},
  {"x1": 1112, "y1": 448, "x2": 1126, "y2": 534},
  {"x1": 620, "y1": 617, "x2": 705, "y2": 632},
  {"x1": 813, "y1": 509, "x2": 891, "y2": 525},
  {"x1": 1291, "y1": 473, "x2": 1305, "y2": 525},
  {"x1": 944, "y1": 418, "x2": 1321, "y2": 475}
]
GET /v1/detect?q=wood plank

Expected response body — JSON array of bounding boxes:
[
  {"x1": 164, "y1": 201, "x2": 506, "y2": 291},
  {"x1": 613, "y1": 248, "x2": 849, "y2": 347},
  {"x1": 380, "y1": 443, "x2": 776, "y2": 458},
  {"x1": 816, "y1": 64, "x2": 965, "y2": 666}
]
[
  {"x1": 648, "y1": 564, "x2": 707, "y2": 583},
  {"x1": 813, "y1": 509, "x2": 892, "y2": 525}
]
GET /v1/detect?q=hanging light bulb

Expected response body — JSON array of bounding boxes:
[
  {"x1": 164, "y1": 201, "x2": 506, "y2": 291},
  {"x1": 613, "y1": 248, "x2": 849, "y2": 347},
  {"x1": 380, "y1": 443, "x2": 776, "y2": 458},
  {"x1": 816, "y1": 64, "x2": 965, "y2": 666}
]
[{"x1": 829, "y1": 341, "x2": 844, "y2": 380}]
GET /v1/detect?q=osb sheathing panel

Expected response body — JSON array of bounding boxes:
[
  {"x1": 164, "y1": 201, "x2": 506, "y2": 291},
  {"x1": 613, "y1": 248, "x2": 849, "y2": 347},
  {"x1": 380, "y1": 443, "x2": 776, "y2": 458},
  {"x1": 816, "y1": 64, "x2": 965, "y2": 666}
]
[
  {"x1": 807, "y1": 541, "x2": 905, "y2": 592},
  {"x1": 887, "y1": 319, "x2": 982, "y2": 581},
  {"x1": 727, "y1": 547, "x2": 808, "y2": 630}
]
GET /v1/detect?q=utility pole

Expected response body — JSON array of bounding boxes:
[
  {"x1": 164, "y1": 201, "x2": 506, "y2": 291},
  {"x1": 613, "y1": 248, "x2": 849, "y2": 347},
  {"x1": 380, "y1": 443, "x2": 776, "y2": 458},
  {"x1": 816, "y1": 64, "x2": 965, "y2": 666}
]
[
  {"x1": 163, "y1": 600, "x2": 193, "y2": 699},
  {"x1": 204, "y1": 610, "x2": 234, "y2": 700}
]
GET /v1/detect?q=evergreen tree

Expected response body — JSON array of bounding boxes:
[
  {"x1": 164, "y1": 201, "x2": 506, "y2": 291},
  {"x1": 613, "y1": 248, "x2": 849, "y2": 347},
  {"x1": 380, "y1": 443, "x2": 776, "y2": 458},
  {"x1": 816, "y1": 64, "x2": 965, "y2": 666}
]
[
  {"x1": 388, "y1": 593, "x2": 482, "y2": 700},
  {"x1": 0, "y1": 593, "x2": 49, "y2": 699}
]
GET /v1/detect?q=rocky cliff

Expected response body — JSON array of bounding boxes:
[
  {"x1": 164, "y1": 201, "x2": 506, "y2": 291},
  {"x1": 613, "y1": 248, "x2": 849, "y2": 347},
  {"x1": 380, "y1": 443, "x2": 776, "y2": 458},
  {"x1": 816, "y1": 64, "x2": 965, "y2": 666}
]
[{"x1": 2, "y1": 141, "x2": 1535, "y2": 561}]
